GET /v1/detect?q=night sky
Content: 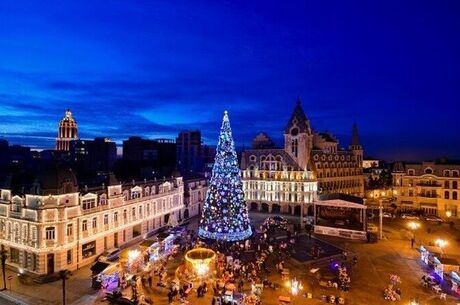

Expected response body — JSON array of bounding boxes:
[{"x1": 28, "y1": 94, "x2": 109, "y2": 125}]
[{"x1": 0, "y1": 1, "x2": 459, "y2": 161}]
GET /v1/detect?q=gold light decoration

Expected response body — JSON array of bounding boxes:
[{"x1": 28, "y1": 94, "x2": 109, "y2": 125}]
[{"x1": 185, "y1": 248, "x2": 216, "y2": 277}]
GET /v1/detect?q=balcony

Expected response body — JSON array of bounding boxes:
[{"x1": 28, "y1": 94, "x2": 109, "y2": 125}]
[
  {"x1": 419, "y1": 194, "x2": 438, "y2": 198},
  {"x1": 417, "y1": 182, "x2": 441, "y2": 187},
  {"x1": 82, "y1": 205, "x2": 109, "y2": 215}
]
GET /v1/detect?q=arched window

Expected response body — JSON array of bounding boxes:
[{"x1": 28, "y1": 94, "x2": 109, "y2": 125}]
[
  {"x1": 445, "y1": 191, "x2": 450, "y2": 199},
  {"x1": 453, "y1": 171, "x2": 459, "y2": 177},
  {"x1": 424, "y1": 168, "x2": 433, "y2": 174},
  {"x1": 445, "y1": 181, "x2": 450, "y2": 189},
  {"x1": 453, "y1": 191, "x2": 458, "y2": 200},
  {"x1": 453, "y1": 181, "x2": 458, "y2": 189},
  {"x1": 408, "y1": 169, "x2": 415, "y2": 176},
  {"x1": 444, "y1": 170, "x2": 450, "y2": 177}
]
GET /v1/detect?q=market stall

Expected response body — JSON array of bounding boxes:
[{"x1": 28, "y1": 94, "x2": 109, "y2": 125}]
[
  {"x1": 434, "y1": 257, "x2": 459, "y2": 280},
  {"x1": 449, "y1": 271, "x2": 460, "y2": 295},
  {"x1": 419, "y1": 245, "x2": 442, "y2": 268},
  {"x1": 92, "y1": 262, "x2": 121, "y2": 292}
]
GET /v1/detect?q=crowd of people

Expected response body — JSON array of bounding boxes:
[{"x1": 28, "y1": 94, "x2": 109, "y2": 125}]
[{"x1": 101, "y1": 217, "x2": 352, "y2": 305}]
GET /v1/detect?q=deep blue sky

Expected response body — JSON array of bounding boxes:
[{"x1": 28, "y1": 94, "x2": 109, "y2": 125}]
[{"x1": 0, "y1": 1, "x2": 459, "y2": 161}]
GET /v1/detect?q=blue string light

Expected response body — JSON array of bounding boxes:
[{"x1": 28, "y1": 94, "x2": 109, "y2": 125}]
[{"x1": 198, "y1": 111, "x2": 252, "y2": 241}]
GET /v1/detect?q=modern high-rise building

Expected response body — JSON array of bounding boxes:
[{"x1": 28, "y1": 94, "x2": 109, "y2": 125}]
[
  {"x1": 122, "y1": 137, "x2": 176, "y2": 178},
  {"x1": 56, "y1": 109, "x2": 78, "y2": 151},
  {"x1": 176, "y1": 130, "x2": 203, "y2": 173},
  {"x1": 69, "y1": 137, "x2": 117, "y2": 173}
]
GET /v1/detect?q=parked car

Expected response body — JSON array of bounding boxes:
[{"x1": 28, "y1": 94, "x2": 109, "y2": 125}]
[
  {"x1": 425, "y1": 216, "x2": 444, "y2": 223},
  {"x1": 382, "y1": 212, "x2": 394, "y2": 218},
  {"x1": 98, "y1": 248, "x2": 121, "y2": 262},
  {"x1": 401, "y1": 213, "x2": 420, "y2": 220}
]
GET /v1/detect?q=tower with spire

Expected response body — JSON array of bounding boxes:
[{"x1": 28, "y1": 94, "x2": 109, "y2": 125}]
[
  {"x1": 56, "y1": 109, "x2": 78, "y2": 151},
  {"x1": 349, "y1": 123, "x2": 363, "y2": 165},
  {"x1": 283, "y1": 97, "x2": 313, "y2": 170}
]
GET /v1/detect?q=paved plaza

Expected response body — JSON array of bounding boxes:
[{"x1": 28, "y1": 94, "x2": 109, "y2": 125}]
[{"x1": 1, "y1": 213, "x2": 459, "y2": 305}]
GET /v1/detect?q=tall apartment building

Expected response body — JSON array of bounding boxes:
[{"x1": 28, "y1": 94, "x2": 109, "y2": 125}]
[
  {"x1": 392, "y1": 160, "x2": 460, "y2": 218},
  {"x1": 176, "y1": 131, "x2": 203, "y2": 173},
  {"x1": 0, "y1": 167, "x2": 184, "y2": 275},
  {"x1": 56, "y1": 110, "x2": 78, "y2": 151},
  {"x1": 69, "y1": 137, "x2": 117, "y2": 173},
  {"x1": 122, "y1": 137, "x2": 176, "y2": 177}
]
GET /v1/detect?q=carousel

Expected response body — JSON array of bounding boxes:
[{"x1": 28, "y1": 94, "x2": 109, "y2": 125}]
[{"x1": 182, "y1": 247, "x2": 217, "y2": 280}]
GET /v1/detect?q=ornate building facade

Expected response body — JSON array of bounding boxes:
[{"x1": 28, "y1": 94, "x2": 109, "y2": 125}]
[
  {"x1": 392, "y1": 160, "x2": 460, "y2": 218},
  {"x1": 241, "y1": 99, "x2": 364, "y2": 216},
  {"x1": 0, "y1": 169, "x2": 184, "y2": 275},
  {"x1": 56, "y1": 109, "x2": 78, "y2": 151},
  {"x1": 312, "y1": 122, "x2": 364, "y2": 196},
  {"x1": 182, "y1": 174, "x2": 209, "y2": 219}
]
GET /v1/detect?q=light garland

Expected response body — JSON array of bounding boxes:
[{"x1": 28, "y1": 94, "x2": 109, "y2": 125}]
[{"x1": 198, "y1": 111, "x2": 252, "y2": 241}]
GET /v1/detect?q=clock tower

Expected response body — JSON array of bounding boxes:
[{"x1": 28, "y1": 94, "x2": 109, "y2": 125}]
[{"x1": 284, "y1": 98, "x2": 313, "y2": 170}]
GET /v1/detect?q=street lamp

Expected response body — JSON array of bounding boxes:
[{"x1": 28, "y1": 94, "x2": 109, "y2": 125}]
[
  {"x1": 435, "y1": 239, "x2": 447, "y2": 255},
  {"x1": 446, "y1": 210, "x2": 452, "y2": 218},
  {"x1": 408, "y1": 222, "x2": 419, "y2": 248}
]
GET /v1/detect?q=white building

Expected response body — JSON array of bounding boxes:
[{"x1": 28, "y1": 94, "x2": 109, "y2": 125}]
[{"x1": 0, "y1": 168, "x2": 184, "y2": 276}]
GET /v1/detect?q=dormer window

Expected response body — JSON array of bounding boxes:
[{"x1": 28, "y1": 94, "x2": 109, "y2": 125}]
[{"x1": 424, "y1": 168, "x2": 433, "y2": 175}]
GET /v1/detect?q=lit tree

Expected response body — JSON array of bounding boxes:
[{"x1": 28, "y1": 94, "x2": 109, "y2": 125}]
[{"x1": 198, "y1": 111, "x2": 252, "y2": 241}]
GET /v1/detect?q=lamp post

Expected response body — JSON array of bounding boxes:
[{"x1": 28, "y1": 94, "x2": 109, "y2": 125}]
[
  {"x1": 408, "y1": 222, "x2": 419, "y2": 248},
  {"x1": 59, "y1": 269, "x2": 70, "y2": 305}
]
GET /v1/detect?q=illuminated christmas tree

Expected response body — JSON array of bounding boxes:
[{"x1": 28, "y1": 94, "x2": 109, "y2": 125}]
[{"x1": 198, "y1": 111, "x2": 252, "y2": 241}]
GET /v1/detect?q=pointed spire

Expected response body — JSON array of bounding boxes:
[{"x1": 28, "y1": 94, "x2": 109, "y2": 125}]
[
  {"x1": 284, "y1": 97, "x2": 310, "y2": 134},
  {"x1": 351, "y1": 122, "x2": 360, "y2": 146}
]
